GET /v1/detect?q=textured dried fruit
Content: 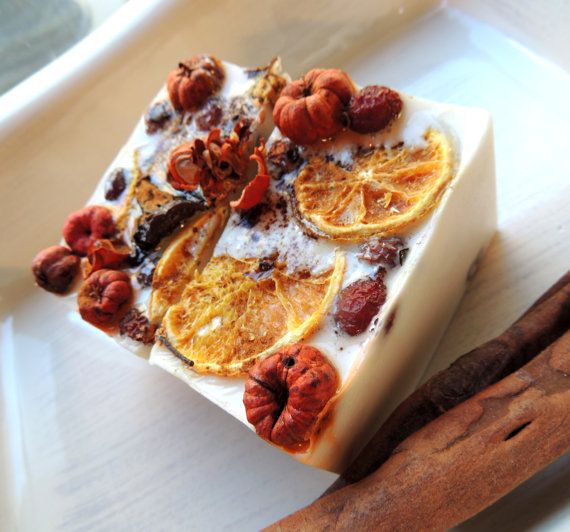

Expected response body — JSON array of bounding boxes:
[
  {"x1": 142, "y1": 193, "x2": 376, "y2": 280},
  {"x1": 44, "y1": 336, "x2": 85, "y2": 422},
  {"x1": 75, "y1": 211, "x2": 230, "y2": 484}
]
[
  {"x1": 104, "y1": 169, "x2": 127, "y2": 201},
  {"x1": 334, "y1": 270, "x2": 387, "y2": 335},
  {"x1": 145, "y1": 100, "x2": 173, "y2": 134},
  {"x1": 195, "y1": 100, "x2": 223, "y2": 131},
  {"x1": 119, "y1": 308, "x2": 156, "y2": 344},
  {"x1": 31, "y1": 245, "x2": 80, "y2": 294},
  {"x1": 167, "y1": 54, "x2": 225, "y2": 112},
  {"x1": 273, "y1": 68, "x2": 355, "y2": 145},
  {"x1": 63, "y1": 206, "x2": 116, "y2": 257},
  {"x1": 293, "y1": 129, "x2": 453, "y2": 241},
  {"x1": 230, "y1": 142, "x2": 269, "y2": 210},
  {"x1": 87, "y1": 239, "x2": 130, "y2": 272},
  {"x1": 78, "y1": 269, "x2": 132, "y2": 328},
  {"x1": 348, "y1": 85, "x2": 403, "y2": 134},
  {"x1": 133, "y1": 200, "x2": 202, "y2": 253},
  {"x1": 243, "y1": 344, "x2": 338, "y2": 449},
  {"x1": 358, "y1": 236, "x2": 405, "y2": 268},
  {"x1": 267, "y1": 139, "x2": 303, "y2": 177},
  {"x1": 167, "y1": 122, "x2": 250, "y2": 200}
]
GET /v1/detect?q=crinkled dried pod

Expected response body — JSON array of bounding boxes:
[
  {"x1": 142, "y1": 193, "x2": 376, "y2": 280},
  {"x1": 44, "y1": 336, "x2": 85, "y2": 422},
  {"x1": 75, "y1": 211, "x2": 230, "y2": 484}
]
[
  {"x1": 78, "y1": 269, "x2": 132, "y2": 328},
  {"x1": 243, "y1": 344, "x2": 339, "y2": 449},
  {"x1": 31, "y1": 245, "x2": 80, "y2": 294},
  {"x1": 63, "y1": 206, "x2": 116, "y2": 256},
  {"x1": 273, "y1": 68, "x2": 355, "y2": 145},
  {"x1": 167, "y1": 121, "x2": 251, "y2": 201},
  {"x1": 167, "y1": 54, "x2": 225, "y2": 112}
]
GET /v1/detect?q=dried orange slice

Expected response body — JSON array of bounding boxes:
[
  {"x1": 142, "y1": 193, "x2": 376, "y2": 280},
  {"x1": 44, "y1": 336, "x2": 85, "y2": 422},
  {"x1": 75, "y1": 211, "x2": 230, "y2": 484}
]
[
  {"x1": 293, "y1": 129, "x2": 454, "y2": 241},
  {"x1": 161, "y1": 252, "x2": 345, "y2": 376},
  {"x1": 148, "y1": 208, "x2": 228, "y2": 323}
]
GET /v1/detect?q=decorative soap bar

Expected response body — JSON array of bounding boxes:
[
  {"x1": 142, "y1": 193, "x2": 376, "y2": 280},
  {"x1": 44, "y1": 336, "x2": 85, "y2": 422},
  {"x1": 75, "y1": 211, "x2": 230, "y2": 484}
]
[{"x1": 32, "y1": 57, "x2": 496, "y2": 472}]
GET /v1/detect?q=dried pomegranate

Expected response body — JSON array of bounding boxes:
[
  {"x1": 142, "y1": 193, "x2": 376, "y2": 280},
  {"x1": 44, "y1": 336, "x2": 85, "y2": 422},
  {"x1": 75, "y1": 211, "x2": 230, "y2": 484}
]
[
  {"x1": 78, "y1": 269, "x2": 132, "y2": 328},
  {"x1": 167, "y1": 121, "x2": 250, "y2": 201},
  {"x1": 334, "y1": 270, "x2": 387, "y2": 336},
  {"x1": 119, "y1": 308, "x2": 156, "y2": 344},
  {"x1": 358, "y1": 236, "x2": 405, "y2": 268},
  {"x1": 243, "y1": 344, "x2": 338, "y2": 449},
  {"x1": 167, "y1": 54, "x2": 225, "y2": 112},
  {"x1": 348, "y1": 85, "x2": 402, "y2": 134},
  {"x1": 273, "y1": 68, "x2": 355, "y2": 145},
  {"x1": 63, "y1": 206, "x2": 116, "y2": 257},
  {"x1": 31, "y1": 245, "x2": 80, "y2": 294},
  {"x1": 230, "y1": 142, "x2": 270, "y2": 210}
]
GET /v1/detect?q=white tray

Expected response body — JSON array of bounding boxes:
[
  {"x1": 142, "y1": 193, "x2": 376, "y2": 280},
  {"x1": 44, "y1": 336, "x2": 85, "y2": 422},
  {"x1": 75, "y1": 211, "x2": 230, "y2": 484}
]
[{"x1": 1, "y1": 0, "x2": 569, "y2": 529}]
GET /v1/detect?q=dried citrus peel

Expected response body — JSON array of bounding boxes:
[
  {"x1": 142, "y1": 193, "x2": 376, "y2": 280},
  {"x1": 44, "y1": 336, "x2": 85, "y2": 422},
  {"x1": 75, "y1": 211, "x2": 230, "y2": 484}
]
[
  {"x1": 230, "y1": 141, "x2": 270, "y2": 210},
  {"x1": 148, "y1": 207, "x2": 228, "y2": 323},
  {"x1": 161, "y1": 251, "x2": 346, "y2": 376}
]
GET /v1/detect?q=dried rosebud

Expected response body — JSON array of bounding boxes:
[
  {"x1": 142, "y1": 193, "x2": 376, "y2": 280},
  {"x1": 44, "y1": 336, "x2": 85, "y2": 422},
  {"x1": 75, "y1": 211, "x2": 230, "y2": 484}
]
[
  {"x1": 104, "y1": 169, "x2": 127, "y2": 201},
  {"x1": 243, "y1": 344, "x2": 338, "y2": 449},
  {"x1": 358, "y1": 236, "x2": 405, "y2": 268},
  {"x1": 63, "y1": 206, "x2": 116, "y2": 257},
  {"x1": 334, "y1": 270, "x2": 387, "y2": 336},
  {"x1": 167, "y1": 54, "x2": 225, "y2": 112},
  {"x1": 348, "y1": 85, "x2": 403, "y2": 134},
  {"x1": 267, "y1": 139, "x2": 303, "y2": 177},
  {"x1": 119, "y1": 308, "x2": 156, "y2": 344},
  {"x1": 78, "y1": 269, "x2": 132, "y2": 328},
  {"x1": 31, "y1": 245, "x2": 80, "y2": 294}
]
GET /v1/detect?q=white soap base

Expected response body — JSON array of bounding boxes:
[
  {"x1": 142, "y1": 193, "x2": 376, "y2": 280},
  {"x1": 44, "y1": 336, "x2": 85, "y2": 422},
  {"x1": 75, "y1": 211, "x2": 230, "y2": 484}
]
[{"x1": 150, "y1": 100, "x2": 496, "y2": 472}]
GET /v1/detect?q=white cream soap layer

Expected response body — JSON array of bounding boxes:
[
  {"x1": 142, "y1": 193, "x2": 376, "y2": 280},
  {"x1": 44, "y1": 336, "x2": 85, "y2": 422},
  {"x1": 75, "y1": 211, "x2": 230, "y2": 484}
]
[{"x1": 150, "y1": 96, "x2": 497, "y2": 472}]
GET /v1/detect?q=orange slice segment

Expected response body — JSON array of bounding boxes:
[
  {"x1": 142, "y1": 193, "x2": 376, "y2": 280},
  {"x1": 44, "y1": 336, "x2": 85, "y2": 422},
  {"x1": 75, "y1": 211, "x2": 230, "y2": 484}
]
[
  {"x1": 293, "y1": 129, "x2": 454, "y2": 241},
  {"x1": 161, "y1": 252, "x2": 345, "y2": 376},
  {"x1": 148, "y1": 207, "x2": 228, "y2": 323}
]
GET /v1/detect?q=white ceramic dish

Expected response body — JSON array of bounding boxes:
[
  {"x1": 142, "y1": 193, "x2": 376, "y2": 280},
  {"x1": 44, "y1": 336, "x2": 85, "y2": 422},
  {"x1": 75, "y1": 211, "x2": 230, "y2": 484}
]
[{"x1": 1, "y1": 0, "x2": 569, "y2": 530}]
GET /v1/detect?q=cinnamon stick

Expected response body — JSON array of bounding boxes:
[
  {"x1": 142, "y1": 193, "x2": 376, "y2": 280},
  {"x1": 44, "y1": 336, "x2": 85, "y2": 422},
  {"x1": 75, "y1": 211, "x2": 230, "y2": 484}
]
[
  {"x1": 268, "y1": 330, "x2": 570, "y2": 531},
  {"x1": 325, "y1": 270, "x2": 570, "y2": 494}
]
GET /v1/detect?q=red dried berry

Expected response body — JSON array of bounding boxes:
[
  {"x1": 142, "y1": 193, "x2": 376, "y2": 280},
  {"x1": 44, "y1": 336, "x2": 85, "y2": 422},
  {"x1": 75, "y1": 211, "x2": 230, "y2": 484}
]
[
  {"x1": 119, "y1": 308, "x2": 156, "y2": 344},
  {"x1": 31, "y1": 245, "x2": 80, "y2": 294},
  {"x1": 348, "y1": 85, "x2": 403, "y2": 134},
  {"x1": 78, "y1": 269, "x2": 132, "y2": 328},
  {"x1": 62, "y1": 206, "x2": 116, "y2": 257},
  {"x1": 334, "y1": 271, "x2": 387, "y2": 336}
]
